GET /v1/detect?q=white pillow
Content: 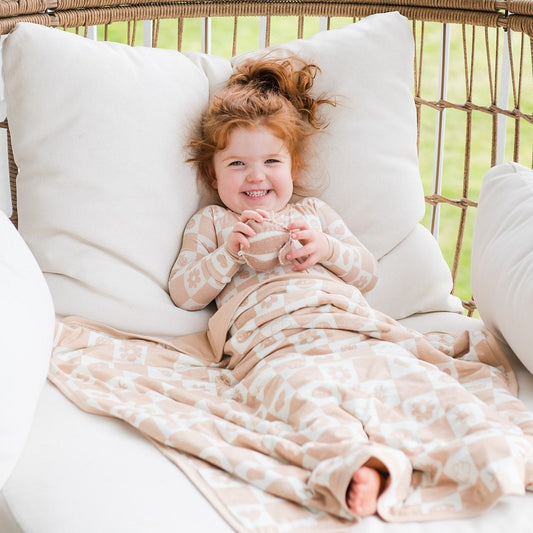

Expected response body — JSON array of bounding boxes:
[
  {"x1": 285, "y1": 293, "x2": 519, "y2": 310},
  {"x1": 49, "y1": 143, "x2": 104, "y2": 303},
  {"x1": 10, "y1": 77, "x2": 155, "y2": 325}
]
[
  {"x1": 2, "y1": 13, "x2": 460, "y2": 337},
  {"x1": 366, "y1": 224, "x2": 462, "y2": 317},
  {"x1": 3, "y1": 22, "x2": 215, "y2": 336},
  {"x1": 472, "y1": 162, "x2": 533, "y2": 374},
  {"x1": 231, "y1": 12, "x2": 425, "y2": 259},
  {"x1": 0, "y1": 211, "x2": 55, "y2": 489}
]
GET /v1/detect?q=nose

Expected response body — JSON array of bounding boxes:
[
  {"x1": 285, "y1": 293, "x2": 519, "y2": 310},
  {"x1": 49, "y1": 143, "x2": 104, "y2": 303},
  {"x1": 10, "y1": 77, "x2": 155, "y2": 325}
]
[{"x1": 247, "y1": 164, "x2": 265, "y2": 182}]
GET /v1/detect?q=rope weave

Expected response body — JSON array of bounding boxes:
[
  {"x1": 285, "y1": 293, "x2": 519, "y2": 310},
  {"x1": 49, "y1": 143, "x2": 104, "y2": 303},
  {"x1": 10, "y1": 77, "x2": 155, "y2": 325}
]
[{"x1": 0, "y1": 3, "x2": 517, "y2": 34}]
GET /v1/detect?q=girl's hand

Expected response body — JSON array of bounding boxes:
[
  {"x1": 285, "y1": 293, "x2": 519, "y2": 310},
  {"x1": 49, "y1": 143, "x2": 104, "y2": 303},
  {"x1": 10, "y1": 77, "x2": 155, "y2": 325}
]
[
  {"x1": 286, "y1": 220, "x2": 331, "y2": 271},
  {"x1": 226, "y1": 209, "x2": 271, "y2": 255}
]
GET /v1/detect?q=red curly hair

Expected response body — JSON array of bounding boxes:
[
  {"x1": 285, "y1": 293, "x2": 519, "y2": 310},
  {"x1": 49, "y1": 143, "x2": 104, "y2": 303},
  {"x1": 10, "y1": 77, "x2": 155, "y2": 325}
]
[{"x1": 187, "y1": 54, "x2": 334, "y2": 195}]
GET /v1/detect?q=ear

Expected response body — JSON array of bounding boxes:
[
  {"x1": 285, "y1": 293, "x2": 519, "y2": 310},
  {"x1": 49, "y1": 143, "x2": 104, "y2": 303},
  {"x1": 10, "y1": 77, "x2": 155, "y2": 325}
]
[{"x1": 204, "y1": 166, "x2": 217, "y2": 189}]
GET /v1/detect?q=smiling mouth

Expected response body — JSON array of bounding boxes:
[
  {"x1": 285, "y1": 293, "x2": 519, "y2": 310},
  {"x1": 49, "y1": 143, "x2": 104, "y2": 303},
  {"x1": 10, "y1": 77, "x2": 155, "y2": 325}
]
[{"x1": 244, "y1": 190, "x2": 269, "y2": 198}]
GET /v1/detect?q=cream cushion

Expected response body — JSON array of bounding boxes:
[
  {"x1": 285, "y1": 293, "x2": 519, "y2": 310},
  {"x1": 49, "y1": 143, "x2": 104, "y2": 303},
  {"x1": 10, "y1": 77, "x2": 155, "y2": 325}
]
[
  {"x1": 365, "y1": 224, "x2": 461, "y2": 317},
  {"x1": 472, "y1": 162, "x2": 533, "y2": 374},
  {"x1": 230, "y1": 13, "x2": 424, "y2": 258},
  {"x1": 2, "y1": 13, "x2": 460, "y2": 338},
  {"x1": 0, "y1": 211, "x2": 55, "y2": 489},
  {"x1": 3, "y1": 22, "x2": 216, "y2": 336}
]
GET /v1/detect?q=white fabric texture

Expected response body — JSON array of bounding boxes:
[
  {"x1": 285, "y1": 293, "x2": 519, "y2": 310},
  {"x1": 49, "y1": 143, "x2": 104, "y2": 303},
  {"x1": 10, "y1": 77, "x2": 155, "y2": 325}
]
[
  {"x1": 0, "y1": 211, "x2": 55, "y2": 489},
  {"x1": 2, "y1": 13, "x2": 460, "y2": 337},
  {"x1": 472, "y1": 162, "x2": 533, "y2": 374}
]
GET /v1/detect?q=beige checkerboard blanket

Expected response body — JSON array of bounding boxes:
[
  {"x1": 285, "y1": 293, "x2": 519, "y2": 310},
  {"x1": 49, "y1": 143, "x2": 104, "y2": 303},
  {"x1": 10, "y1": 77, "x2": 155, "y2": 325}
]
[{"x1": 49, "y1": 275, "x2": 533, "y2": 531}]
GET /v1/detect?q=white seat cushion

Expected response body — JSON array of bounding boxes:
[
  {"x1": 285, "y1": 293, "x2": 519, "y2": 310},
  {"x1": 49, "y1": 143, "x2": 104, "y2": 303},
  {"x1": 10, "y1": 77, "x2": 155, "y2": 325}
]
[{"x1": 1, "y1": 382, "x2": 233, "y2": 533}]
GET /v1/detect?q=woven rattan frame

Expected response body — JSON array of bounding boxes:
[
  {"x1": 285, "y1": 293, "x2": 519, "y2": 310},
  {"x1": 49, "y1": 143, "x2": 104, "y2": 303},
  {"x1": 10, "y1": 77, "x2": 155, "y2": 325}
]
[{"x1": 1, "y1": 1, "x2": 532, "y2": 315}]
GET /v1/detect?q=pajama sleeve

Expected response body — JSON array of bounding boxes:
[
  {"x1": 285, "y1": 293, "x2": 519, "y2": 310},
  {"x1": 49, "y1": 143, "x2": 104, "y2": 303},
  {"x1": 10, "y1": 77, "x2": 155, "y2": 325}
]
[
  {"x1": 168, "y1": 208, "x2": 244, "y2": 310},
  {"x1": 315, "y1": 200, "x2": 378, "y2": 293}
]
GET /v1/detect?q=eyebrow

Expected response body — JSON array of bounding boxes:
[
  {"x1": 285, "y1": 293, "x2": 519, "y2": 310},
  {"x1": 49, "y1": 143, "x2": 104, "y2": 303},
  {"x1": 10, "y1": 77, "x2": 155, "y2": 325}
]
[{"x1": 220, "y1": 151, "x2": 288, "y2": 162}]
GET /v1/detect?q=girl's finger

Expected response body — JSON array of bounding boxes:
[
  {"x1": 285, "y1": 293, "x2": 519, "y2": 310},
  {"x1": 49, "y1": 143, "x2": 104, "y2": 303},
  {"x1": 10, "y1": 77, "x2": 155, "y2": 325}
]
[
  {"x1": 293, "y1": 257, "x2": 314, "y2": 271},
  {"x1": 234, "y1": 222, "x2": 256, "y2": 237},
  {"x1": 291, "y1": 229, "x2": 314, "y2": 243},
  {"x1": 287, "y1": 221, "x2": 309, "y2": 232},
  {"x1": 241, "y1": 210, "x2": 266, "y2": 223},
  {"x1": 255, "y1": 208, "x2": 271, "y2": 219}
]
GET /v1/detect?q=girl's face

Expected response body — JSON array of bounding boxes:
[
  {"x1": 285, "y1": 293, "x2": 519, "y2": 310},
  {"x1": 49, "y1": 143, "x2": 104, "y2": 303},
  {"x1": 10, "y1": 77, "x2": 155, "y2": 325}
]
[{"x1": 212, "y1": 125, "x2": 294, "y2": 214}]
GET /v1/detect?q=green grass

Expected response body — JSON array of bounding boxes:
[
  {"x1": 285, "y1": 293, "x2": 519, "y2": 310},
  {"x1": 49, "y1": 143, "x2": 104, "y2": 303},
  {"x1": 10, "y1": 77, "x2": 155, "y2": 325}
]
[
  {"x1": 415, "y1": 23, "x2": 533, "y2": 304},
  {"x1": 89, "y1": 16, "x2": 533, "y2": 306}
]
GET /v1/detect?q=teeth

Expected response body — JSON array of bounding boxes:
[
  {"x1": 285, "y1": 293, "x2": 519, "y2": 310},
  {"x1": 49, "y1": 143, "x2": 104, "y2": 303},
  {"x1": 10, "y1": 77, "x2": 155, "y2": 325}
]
[{"x1": 245, "y1": 190, "x2": 268, "y2": 197}]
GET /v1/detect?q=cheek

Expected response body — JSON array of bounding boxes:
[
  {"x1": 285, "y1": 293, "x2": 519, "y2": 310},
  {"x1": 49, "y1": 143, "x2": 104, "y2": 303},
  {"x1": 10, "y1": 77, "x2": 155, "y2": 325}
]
[{"x1": 281, "y1": 173, "x2": 294, "y2": 197}]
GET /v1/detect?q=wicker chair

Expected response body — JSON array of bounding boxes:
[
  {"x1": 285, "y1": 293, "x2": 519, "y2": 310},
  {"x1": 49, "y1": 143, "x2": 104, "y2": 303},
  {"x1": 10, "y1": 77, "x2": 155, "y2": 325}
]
[{"x1": 0, "y1": 2, "x2": 532, "y2": 533}]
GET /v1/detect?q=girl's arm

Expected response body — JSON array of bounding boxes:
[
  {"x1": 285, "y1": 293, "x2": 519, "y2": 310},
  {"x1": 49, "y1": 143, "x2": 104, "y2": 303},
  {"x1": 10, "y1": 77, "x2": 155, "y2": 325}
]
[
  {"x1": 168, "y1": 208, "x2": 244, "y2": 310},
  {"x1": 288, "y1": 199, "x2": 378, "y2": 293}
]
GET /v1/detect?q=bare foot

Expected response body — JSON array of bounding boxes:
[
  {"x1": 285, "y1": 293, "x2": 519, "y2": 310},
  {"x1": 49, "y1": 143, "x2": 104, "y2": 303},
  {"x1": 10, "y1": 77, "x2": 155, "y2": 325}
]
[{"x1": 346, "y1": 466, "x2": 384, "y2": 516}]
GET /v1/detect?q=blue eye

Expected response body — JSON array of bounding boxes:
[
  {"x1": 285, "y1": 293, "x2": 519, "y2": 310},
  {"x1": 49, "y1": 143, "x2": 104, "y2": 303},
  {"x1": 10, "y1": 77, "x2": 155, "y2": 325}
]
[
  {"x1": 229, "y1": 161, "x2": 244, "y2": 167},
  {"x1": 265, "y1": 159, "x2": 280, "y2": 164}
]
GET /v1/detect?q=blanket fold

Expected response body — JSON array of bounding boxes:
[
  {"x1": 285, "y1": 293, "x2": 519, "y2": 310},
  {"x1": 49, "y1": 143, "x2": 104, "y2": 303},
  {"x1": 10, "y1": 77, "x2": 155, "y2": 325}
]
[{"x1": 49, "y1": 275, "x2": 533, "y2": 531}]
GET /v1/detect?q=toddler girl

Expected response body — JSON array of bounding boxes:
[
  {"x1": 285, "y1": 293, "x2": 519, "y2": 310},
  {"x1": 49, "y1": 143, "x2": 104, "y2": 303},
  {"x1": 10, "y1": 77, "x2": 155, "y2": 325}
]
[{"x1": 169, "y1": 55, "x2": 387, "y2": 517}]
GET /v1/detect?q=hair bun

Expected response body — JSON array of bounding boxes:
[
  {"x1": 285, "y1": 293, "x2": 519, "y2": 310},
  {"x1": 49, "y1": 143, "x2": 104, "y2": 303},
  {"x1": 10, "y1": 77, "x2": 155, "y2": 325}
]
[{"x1": 229, "y1": 55, "x2": 332, "y2": 128}]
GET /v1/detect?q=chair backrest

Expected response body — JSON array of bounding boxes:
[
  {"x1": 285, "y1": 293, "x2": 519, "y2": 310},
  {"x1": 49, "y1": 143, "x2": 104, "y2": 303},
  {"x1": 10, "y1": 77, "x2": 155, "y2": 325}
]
[{"x1": 1, "y1": 0, "x2": 532, "y2": 314}]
